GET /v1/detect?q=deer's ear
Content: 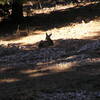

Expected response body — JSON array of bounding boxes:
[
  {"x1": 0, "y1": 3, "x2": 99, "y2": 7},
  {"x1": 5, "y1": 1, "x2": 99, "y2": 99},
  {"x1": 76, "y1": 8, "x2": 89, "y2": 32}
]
[
  {"x1": 49, "y1": 34, "x2": 52, "y2": 37},
  {"x1": 46, "y1": 33, "x2": 48, "y2": 36}
]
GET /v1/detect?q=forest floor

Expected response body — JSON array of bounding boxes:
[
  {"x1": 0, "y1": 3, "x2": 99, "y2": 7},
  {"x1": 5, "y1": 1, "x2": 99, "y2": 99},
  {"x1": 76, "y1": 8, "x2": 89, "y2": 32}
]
[{"x1": 0, "y1": 1, "x2": 100, "y2": 100}]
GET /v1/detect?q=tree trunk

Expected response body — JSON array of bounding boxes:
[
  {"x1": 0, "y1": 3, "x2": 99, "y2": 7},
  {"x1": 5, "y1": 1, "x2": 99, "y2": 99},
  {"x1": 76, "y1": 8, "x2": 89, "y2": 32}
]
[{"x1": 11, "y1": 0, "x2": 23, "y2": 23}]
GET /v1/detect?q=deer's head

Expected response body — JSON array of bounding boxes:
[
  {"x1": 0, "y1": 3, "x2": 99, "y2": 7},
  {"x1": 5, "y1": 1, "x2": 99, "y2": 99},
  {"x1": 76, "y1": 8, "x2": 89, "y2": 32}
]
[{"x1": 46, "y1": 33, "x2": 52, "y2": 41}]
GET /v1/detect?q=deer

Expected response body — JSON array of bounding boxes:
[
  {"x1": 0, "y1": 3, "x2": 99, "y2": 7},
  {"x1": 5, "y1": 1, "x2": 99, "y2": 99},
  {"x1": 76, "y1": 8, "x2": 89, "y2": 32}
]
[{"x1": 38, "y1": 33, "x2": 54, "y2": 48}]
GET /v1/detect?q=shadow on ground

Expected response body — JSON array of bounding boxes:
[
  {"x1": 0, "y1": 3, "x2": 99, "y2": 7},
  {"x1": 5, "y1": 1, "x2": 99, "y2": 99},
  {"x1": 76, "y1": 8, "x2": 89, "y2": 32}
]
[{"x1": 0, "y1": 37, "x2": 100, "y2": 99}]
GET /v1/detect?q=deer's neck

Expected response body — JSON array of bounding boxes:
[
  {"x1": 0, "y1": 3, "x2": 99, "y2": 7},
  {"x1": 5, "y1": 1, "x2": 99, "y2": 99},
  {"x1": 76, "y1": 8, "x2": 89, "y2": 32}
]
[{"x1": 47, "y1": 39, "x2": 53, "y2": 45}]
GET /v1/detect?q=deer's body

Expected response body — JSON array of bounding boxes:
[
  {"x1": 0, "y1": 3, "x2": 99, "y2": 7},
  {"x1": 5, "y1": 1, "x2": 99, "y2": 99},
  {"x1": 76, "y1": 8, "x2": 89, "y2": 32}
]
[{"x1": 38, "y1": 33, "x2": 54, "y2": 48}]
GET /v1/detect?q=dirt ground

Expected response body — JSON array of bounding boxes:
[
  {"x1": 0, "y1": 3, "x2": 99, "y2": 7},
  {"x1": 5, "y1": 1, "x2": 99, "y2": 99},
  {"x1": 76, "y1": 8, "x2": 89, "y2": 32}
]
[{"x1": 0, "y1": 1, "x2": 100, "y2": 100}]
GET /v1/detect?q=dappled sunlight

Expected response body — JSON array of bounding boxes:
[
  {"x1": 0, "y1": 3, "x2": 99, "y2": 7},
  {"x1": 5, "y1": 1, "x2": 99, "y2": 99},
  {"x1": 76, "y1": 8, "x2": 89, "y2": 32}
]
[
  {"x1": 0, "y1": 78, "x2": 20, "y2": 83},
  {"x1": 0, "y1": 1, "x2": 100, "y2": 99},
  {"x1": 20, "y1": 69, "x2": 38, "y2": 74},
  {"x1": 49, "y1": 19, "x2": 100, "y2": 40},
  {"x1": 23, "y1": 1, "x2": 98, "y2": 16},
  {"x1": 84, "y1": 31, "x2": 100, "y2": 40},
  {"x1": 0, "y1": 18, "x2": 100, "y2": 46},
  {"x1": 0, "y1": 66, "x2": 13, "y2": 73},
  {"x1": 29, "y1": 72, "x2": 49, "y2": 77},
  {"x1": 24, "y1": 62, "x2": 78, "y2": 78},
  {"x1": 49, "y1": 62, "x2": 77, "y2": 72}
]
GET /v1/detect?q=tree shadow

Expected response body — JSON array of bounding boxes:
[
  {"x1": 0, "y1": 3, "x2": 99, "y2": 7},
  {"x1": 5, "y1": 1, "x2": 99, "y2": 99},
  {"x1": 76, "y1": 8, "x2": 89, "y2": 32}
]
[{"x1": 0, "y1": 36, "x2": 100, "y2": 99}]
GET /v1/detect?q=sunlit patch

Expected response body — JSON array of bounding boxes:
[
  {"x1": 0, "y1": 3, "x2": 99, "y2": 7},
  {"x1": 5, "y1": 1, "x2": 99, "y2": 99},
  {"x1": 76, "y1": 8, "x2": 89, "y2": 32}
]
[
  {"x1": 28, "y1": 62, "x2": 77, "y2": 78},
  {"x1": 20, "y1": 54, "x2": 100, "y2": 78},
  {"x1": 0, "y1": 2, "x2": 100, "y2": 47},
  {"x1": 56, "y1": 62, "x2": 75, "y2": 70},
  {"x1": 0, "y1": 67, "x2": 13, "y2": 72},
  {"x1": 25, "y1": 56, "x2": 100, "y2": 78},
  {"x1": 29, "y1": 72, "x2": 49, "y2": 77},
  {"x1": 50, "y1": 62, "x2": 77, "y2": 72},
  {"x1": 0, "y1": 78, "x2": 20, "y2": 83},
  {"x1": 20, "y1": 69, "x2": 38, "y2": 74},
  {"x1": 0, "y1": 18, "x2": 100, "y2": 46},
  {"x1": 49, "y1": 20, "x2": 100, "y2": 40}
]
